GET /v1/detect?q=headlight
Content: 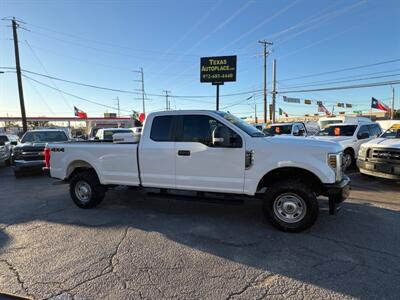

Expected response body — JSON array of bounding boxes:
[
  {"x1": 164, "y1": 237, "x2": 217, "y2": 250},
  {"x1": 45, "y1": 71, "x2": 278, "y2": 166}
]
[
  {"x1": 358, "y1": 146, "x2": 367, "y2": 159},
  {"x1": 328, "y1": 152, "x2": 343, "y2": 182}
]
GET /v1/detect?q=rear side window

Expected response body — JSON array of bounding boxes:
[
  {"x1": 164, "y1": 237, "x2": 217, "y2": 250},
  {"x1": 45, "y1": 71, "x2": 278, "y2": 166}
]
[{"x1": 150, "y1": 116, "x2": 174, "y2": 141}]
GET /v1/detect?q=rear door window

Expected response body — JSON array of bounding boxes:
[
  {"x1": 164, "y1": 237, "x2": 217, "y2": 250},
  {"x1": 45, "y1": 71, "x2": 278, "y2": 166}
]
[{"x1": 150, "y1": 116, "x2": 174, "y2": 141}]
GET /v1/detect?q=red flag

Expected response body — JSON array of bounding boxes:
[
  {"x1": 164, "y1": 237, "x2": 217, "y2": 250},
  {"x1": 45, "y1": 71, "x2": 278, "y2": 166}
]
[
  {"x1": 74, "y1": 106, "x2": 87, "y2": 118},
  {"x1": 138, "y1": 113, "x2": 146, "y2": 123}
]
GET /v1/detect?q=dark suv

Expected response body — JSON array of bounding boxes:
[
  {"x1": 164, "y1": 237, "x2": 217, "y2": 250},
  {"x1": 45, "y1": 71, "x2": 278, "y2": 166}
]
[{"x1": 12, "y1": 129, "x2": 69, "y2": 177}]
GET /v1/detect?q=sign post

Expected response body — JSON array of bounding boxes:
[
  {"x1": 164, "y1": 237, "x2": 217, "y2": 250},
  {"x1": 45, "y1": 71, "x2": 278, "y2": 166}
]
[{"x1": 200, "y1": 55, "x2": 237, "y2": 110}]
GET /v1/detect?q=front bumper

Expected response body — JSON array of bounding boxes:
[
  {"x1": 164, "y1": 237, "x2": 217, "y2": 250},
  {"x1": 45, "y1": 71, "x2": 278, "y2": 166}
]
[
  {"x1": 323, "y1": 175, "x2": 351, "y2": 215},
  {"x1": 357, "y1": 159, "x2": 400, "y2": 180},
  {"x1": 0, "y1": 151, "x2": 10, "y2": 162},
  {"x1": 13, "y1": 159, "x2": 45, "y2": 172}
]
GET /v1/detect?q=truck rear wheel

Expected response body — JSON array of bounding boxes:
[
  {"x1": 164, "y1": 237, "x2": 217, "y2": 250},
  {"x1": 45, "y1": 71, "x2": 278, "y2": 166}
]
[
  {"x1": 263, "y1": 180, "x2": 319, "y2": 232},
  {"x1": 70, "y1": 170, "x2": 106, "y2": 208}
]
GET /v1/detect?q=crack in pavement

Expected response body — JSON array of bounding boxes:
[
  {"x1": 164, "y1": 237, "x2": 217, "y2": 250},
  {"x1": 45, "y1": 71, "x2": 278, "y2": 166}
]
[
  {"x1": 225, "y1": 272, "x2": 277, "y2": 300},
  {"x1": 49, "y1": 226, "x2": 130, "y2": 298},
  {"x1": 0, "y1": 258, "x2": 34, "y2": 298}
]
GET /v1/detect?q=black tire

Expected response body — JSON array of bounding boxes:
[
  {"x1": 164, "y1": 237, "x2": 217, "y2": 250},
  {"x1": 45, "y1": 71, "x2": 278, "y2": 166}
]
[
  {"x1": 343, "y1": 149, "x2": 355, "y2": 170},
  {"x1": 69, "y1": 170, "x2": 106, "y2": 208},
  {"x1": 263, "y1": 180, "x2": 319, "y2": 232}
]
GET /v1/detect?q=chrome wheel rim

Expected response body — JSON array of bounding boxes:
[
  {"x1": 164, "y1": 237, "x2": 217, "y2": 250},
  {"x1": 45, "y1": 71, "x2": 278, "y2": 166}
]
[
  {"x1": 75, "y1": 181, "x2": 92, "y2": 203},
  {"x1": 344, "y1": 153, "x2": 352, "y2": 169},
  {"x1": 273, "y1": 193, "x2": 307, "y2": 223}
]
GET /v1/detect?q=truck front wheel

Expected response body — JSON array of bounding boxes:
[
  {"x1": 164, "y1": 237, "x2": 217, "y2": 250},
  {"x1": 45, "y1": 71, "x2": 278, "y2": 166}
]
[
  {"x1": 263, "y1": 180, "x2": 319, "y2": 232},
  {"x1": 70, "y1": 170, "x2": 106, "y2": 208}
]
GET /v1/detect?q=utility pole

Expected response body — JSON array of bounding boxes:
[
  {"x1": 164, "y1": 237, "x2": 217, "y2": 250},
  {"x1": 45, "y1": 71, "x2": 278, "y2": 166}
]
[
  {"x1": 163, "y1": 90, "x2": 171, "y2": 111},
  {"x1": 12, "y1": 18, "x2": 28, "y2": 133},
  {"x1": 271, "y1": 59, "x2": 277, "y2": 123},
  {"x1": 254, "y1": 103, "x2": 257, "y2": 123},
  {"x1": 134, "y1": 68, "x2": 146, "y2": 114},
  {"x1": 115, "y1": 97, "x2": 120, "y2": 117},
  {"x1": 391, "y1": 87, "x2": 395, "y2": 120},
  {"x1": 258, "y1": 40, "x2": 273, "y2": 123}
]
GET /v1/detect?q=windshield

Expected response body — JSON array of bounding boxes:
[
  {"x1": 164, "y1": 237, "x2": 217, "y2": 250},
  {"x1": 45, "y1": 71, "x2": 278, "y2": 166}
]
[
  {"x1": 263, "y1": 124, "x2": 292, "y2": 136},
  {"x1": 320, "y1": 120, "x2": 343, "y2": 128},
  {"x1": 317, "y1": 125, "x2": 357, "y2": 137},
  {"x1": 21, "y1": 131, "x2": 68, "y2": 143},
  {"x1": 216, "y1": 112, "x2": 265, "y2": 137},
  {"x1": 381, "y1": 125, "x2": 400, "y2": 138},
  {"x1": 103, "y1": 129, "x2": 132, "y2": 140},
  {"x1": 0, "y1": 136, "x2": 9, "y2": 143}
]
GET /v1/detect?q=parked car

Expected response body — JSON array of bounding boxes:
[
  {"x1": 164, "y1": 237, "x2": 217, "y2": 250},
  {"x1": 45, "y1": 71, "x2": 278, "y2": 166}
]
[
  {"x1": 44, "y1": 110, "x2": 350, "y2": 232},
  {"x1": 357, "y1": 123, "x2": 400, "y2": 180},
  {"x1": 12, "y1": 129, "x2": 69, "y2": 177},
  {"x1": 93, "y1": 128, "x2": 133, "y2": 141},
  {"x1": 312, "y1": 121, "x2": 382, "y2": 169},
  {"x1": 130, "y1": 127, "x2": 143, "y2": 135},
  {"x1": 263, "y1": 122, "x2": 308, "y2": 137},
  {"x1": 0, "y1": 135, "x2": 13, "y2": 166}
]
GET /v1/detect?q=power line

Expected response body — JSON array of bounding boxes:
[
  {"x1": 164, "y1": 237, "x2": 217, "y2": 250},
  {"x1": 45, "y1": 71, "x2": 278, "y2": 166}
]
[
  {"x1": 22, "y1": 74, "x2": 132, "y2": 113},
  {"x1": 279, "y1": 73, "x2": 400, "y2": 89},
  {"x1": 280, "y1": 58, "x2": 400, "y2": 82},
  {"x1": 24, "y1": 40, "x2": 72, "y2": 109},
  {"x1": 1, "y1": 67, "x2": 262, "y2": 98},
  {"x1": 278, "y1": 79, "x2": 400, "y2": 94}
]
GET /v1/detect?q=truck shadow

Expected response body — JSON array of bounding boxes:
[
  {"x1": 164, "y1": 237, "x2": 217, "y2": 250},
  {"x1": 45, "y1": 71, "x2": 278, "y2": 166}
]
[{"x1": 1, "y1": 177, "x2": 400, "y2": 299}]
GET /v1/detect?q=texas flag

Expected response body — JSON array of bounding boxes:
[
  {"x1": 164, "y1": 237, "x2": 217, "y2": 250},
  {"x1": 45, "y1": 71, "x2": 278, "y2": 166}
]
[
  {"x1": 371, "y1": 97, "x2": 389, "y2": 112},
  {"x1": 74, "y1": 106, "x2": 87, "y2": 118}
]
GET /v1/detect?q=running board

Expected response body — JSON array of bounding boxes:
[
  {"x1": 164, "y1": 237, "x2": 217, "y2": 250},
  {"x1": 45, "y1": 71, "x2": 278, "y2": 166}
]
[{"x1": 145, "y1": 189, "x2": 245, "y2": 205}]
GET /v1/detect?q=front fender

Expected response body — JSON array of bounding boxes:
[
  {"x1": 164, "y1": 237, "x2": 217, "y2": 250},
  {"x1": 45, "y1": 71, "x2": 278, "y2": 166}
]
[{"x1": 244, "y1": 161, "x2": 336, "y2": 195}]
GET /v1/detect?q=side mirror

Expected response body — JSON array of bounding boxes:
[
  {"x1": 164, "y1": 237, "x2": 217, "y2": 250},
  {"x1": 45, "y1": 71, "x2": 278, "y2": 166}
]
[
  {"x1": 212, "y1": 126, "x2": 230, "y2": 146},
  {"x1": 358, "y1": 132, "x2": 370, "y2": 140}
]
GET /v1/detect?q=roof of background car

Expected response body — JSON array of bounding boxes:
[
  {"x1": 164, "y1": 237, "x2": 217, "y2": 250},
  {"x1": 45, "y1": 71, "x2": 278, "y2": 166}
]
[
  {"x1": 269, "y1": 123, "x2": 296, "y2": 126},
  {"x1": 147, "y1": 110, "x2": 222, "y2": 117},
  {"x1": 325, "y1": 122, "x2": 375, "y2": 127},
  {"x1": 101, "y1": 128, "x2": 133, "y2": 131},
  {"x1": 25, "y1": 129, "x2": 67, "y2": 132}
]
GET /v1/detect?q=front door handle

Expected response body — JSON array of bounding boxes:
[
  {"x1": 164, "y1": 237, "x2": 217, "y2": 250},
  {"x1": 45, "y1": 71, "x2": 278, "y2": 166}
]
[{"x1": 178, "y1": 150, "x2": 191, "y2": 156}]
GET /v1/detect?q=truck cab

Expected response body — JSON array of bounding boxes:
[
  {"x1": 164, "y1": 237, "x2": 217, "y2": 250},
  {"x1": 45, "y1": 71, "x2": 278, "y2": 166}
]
[
  {"x1": 312, "y1": 121, "x2": 382, "y2": 169},
  {"x1": 357, "y1": 123, "x2": 400, "y2": 179},
  {"x1": 263, "y1": 122, "x2": 308, "y2": 137},
  {"x1": 93, "y1": 128, "x2": 133, "y2": 141}
]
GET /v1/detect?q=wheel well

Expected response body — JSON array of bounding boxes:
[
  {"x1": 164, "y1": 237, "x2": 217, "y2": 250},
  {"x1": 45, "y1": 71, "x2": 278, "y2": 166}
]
[
  {"x1": 344, "y1": 147, "x2": 354, "y2": 155},
  {"x1": 257, "y1": 167, "x2": 324, "y2": 195},
  {"x1": 66, "y1": 160, "x2": 96, "y2": 180}
]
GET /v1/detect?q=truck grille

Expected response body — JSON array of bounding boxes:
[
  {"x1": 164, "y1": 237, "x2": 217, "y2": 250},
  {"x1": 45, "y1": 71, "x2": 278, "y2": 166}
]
[{"x1": 370, "y1": 148, "x2": 400, "y2": 163}]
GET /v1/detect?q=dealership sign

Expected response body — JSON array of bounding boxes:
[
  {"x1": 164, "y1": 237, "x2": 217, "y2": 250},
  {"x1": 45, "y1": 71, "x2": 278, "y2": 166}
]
[{"x1": 200, "y1": 56, "x2": 237, "y2": 83}]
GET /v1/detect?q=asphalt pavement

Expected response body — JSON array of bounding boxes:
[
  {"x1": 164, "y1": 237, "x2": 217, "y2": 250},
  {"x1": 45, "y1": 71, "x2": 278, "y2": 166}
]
[{"x1": 0, "y1": 165, "x2": 399, "y2": 300}]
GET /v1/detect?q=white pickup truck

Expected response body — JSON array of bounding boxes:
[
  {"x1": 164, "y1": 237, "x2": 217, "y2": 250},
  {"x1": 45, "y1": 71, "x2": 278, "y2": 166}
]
[{"x1": 44, "y1": 110, "x2": 350, "y2": 232}]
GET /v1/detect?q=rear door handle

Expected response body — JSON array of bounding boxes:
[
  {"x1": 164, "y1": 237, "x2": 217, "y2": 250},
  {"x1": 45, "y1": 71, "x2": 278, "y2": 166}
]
[{"x1": 178, "y1": 150, "x2": 191, "y2": 156}]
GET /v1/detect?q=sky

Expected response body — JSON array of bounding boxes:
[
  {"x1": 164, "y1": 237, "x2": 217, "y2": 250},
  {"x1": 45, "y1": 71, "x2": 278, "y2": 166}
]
[{"x1": 0, "y1": 0, "x2": 399, "y2": 120}]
